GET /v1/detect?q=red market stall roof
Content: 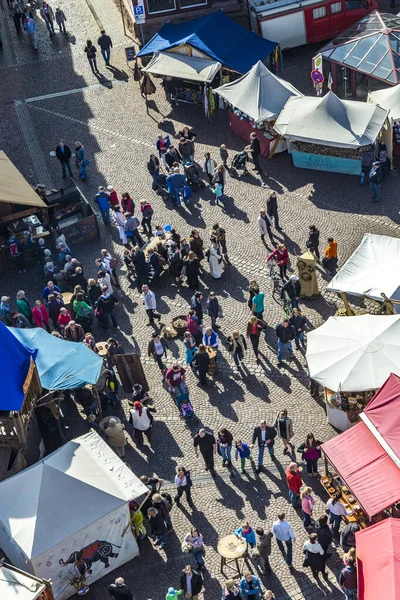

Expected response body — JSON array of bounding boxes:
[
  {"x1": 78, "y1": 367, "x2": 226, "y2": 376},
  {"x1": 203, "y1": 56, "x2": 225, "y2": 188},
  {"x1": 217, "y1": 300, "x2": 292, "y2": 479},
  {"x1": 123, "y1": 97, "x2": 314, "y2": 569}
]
[
  {"x1": 321, "y1": 421, "x2": 400, "y2": 518},
  {"x1": 356, "y1": 518, "x2": 400, "y2": 600},
  {"x1": 363, "y1": 373, "x2": 400, "y2": 465}
]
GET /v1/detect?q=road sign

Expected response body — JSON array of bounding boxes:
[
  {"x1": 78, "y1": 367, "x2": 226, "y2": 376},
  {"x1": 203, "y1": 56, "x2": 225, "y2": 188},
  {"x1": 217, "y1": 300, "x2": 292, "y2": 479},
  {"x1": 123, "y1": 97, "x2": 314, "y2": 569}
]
[
  {"x1": 133, "y1": 3, "x2": 146, "y2": 23},
  {"x1": 311, "y1": 69, "x2": 324, "y2": 84}
]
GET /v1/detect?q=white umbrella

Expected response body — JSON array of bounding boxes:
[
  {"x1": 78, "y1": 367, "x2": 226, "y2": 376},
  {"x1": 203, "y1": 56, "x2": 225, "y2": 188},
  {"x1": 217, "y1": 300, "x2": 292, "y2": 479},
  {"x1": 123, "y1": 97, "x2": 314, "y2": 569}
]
[{"x1": 306, "y1": 315, "x2": 400, "y2": 391}]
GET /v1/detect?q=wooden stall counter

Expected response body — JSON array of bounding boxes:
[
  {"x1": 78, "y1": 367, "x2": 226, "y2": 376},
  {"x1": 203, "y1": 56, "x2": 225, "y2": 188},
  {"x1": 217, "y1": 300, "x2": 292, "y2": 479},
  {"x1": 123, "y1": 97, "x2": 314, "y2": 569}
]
[{"x1": 321, "y1": 474, "x2": 367, "y2": 529}]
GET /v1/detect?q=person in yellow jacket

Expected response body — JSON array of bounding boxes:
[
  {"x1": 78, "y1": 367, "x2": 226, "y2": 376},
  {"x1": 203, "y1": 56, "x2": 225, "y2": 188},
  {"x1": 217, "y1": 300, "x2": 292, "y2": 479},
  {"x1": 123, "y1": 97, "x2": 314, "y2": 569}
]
[{"x1": 129, "y1": 501, "x2": 147, "y2": 539}]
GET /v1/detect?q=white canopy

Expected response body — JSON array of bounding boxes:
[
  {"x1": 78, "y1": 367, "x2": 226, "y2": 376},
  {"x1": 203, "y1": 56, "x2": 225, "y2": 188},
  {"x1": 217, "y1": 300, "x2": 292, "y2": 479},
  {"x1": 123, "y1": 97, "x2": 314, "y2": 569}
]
[
  {"x1": 274, "y1": 91, "x2": 388, "y2": 148},
  {"x1": 368, "y1": 84, "x2": 400, "y2": 122},
  {"x1": 307, "y1": 315, "x2": 400, "y2": 391},
  {"x1": 0, "y1": 565, "x2": 45, "y2": 600},
  {"x1": 214, "y1": 60, "x2": 302, "y2": 123},
  {"x1": 327, "y1": 233, "x2": 400, "y2": 305},
  {"x1": 142, "y1": 51, "x2": 221, "y2": 83}
]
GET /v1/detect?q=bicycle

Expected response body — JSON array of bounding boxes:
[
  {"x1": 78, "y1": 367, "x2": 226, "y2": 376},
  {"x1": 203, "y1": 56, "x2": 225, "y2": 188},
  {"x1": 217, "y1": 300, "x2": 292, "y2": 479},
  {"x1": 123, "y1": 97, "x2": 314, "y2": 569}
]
[
  {"x1": 267, "y1": 259, "x2": 281, "y2": 297},
  {"x1": 282, "y1": 291, "x2": 293, "y2": 318}
]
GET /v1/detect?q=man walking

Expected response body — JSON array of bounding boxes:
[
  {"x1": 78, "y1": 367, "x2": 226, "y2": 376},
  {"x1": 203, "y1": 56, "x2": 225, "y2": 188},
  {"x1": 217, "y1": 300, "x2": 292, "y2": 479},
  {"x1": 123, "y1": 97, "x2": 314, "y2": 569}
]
[
  {"x1": 266, "y1": 191, "x2": 281, "y2": 231},
  {"x1": 252, "y1": 420, "x2": 277, "y2": 473},
  {"x1": 40, "y1": 1, "x2": 55, "y2": 36},
  {"x1": 271, "y1": 512, "x2": 295, "y2": 568},
  {"x1": 98, "y1": 29, "x2": 113, "y2": 65},
  {"x1": 95, "y1": 186, "x2": 111, "y2": 224},
  {"x1": 286, "y1": 462, "x2": 303, "y2": 508},
  {"x1": 24, "y1": 16, "x2": 37, "y2": 50},
  {"x1": 141, "y1": 284, "x2": 161, "y2": 325},
  {"x1": 55, "y1": 140, "x2": 73, "y2": 179},
  {"x1": 281, "y1": 275, "x2": 301, "y2": 310},
  {"x1": 253, "y1": 527, "x2": 273, "y2": 575},
  {"x1": 369, "y1": 161, "x2": 382, "y2": 203},
  {"x1": 276, "y1": 319, "x2": 296, "y2": 367},
  {"x1": 190, "y1": 291, "x2": 203, "y2": 325},
  {"x1": 248, "y1": 132, "x2": 262, "y2": 173},
  {"x1": 9, "y1": 0, "x2": 23, "y2": 34},
  {"x1": 206, "y1": 291, "x2": 220, "y2": 330},
  {"x1": 322, "y1": 237, "x2": 338, "y2": 276},
  {"x1": 108, "y1": 577, "x2": 134, "y2": 599},
  {"x1": 124, "y1": 213, "x2": 144, "y2": 247},
  {"x1": 194, "y1": 428, "x2": 216, "y2": 475}
]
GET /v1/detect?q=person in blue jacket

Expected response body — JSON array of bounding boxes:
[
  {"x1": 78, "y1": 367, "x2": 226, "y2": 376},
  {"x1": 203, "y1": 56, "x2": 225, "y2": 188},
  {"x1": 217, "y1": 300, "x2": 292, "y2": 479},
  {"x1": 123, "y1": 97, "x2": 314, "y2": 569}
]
[
  {"x1": 235, "y1": 439, "x2": 252, "y2": 474},
  {"x1": 95, "y1": 185, "x2": 111, "y2": 224},
  {"x1": 75, "y1": 141, "x2": 88, "y2": 180},
  {"x1": 234, "y1": 521, "x2": 256, "y2": 548},
  {"x1": 239, "y1": 571, "x2": 261, "y2": 599}
]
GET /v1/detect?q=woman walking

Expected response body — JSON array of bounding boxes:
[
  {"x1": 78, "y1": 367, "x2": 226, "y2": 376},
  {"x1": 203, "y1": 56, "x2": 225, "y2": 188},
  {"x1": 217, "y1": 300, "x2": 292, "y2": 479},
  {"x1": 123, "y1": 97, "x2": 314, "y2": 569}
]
[
  {"x1": 297, "y1": 432, "x2": 322, "y2": 477},
  {"x1": 174, "y1": 466, "x2": 194, "y2": 508},
  {"x1": 113, "y1": 205, "x2": 127, "y2": 245},
  {"x1": 303, "y1": 533, "x2": 326, "y2": 579},
  {"x1": 301, "y1": 486, "x2": 316, "y2": 528},
  {"x1": 183, "y1": 251, "x2": 201, "y2": 289},
  {"x1": 84, "y1": 39, "x2": 98, "y2": 74},
  {"x1": 129, "y1": 400, "x2": 153, "y2": 446},
  {"x1": 140, "y1": 199, "x2": 154, "y2": 236},
  {"x1": 218, "y1": 427, "x2": 233, "y2": 467},
  {"x1": 184, "y1": 331, "x2": 197, "y2": 366},
  {"x1": 183, "y1": 528, "x2": 205, "y2": 570},
  {"x1": 227, "y1": 330, "x2": 247, "y2": 368},
  {"x1": 274, "y1": 409, "x2": 294, "y2": 455},
  {"x1": 267, "y1": 243, "x2": 289, "y2": 280},
  {"x1": 246, "y1": 315, "x2": 263, "y2": 361},
  {"x1": 208, "y1": 239, "x2": 223, "y2": 279}
]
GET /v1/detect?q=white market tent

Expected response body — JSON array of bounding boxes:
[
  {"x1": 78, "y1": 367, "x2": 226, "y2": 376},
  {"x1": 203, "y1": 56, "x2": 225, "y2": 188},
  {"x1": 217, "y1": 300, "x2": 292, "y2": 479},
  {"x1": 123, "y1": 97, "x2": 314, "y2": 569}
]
[
  {"x1": 214, "y1": 60, "x2": 302, "y2": 123},
  {"x1": 0, "y1": 431, "x2": 148, "y2": 600},
  {"x1": 274, "y1": 91, "x2": 388, "y2": 148},
  {"x1": 368, "y1": 85, "x2": 400, "y2": 122},
  {"x1": 306, "y1": 314, "x2": 400, "y2": 392},
  {"x1": 142, "y1": 51, "x2": 221, "y2": 83},
  {"x1": 327, "y1": 233, "x2": 400, "y2": 307},
  {"x1": 0, "y1": 564, "x2": 47, "y2": 600}
]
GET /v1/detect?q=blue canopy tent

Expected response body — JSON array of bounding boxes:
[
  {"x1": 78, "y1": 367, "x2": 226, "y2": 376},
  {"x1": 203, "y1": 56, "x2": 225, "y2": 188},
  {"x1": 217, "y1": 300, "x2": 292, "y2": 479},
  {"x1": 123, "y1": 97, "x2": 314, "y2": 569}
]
[
  {"x1": 137, "y1": 11, "x2": 278, "y2": 75},
  {"x1": 8, "y1": 328, "x2": 103, "y2": 391},
  {"x1": 0, "y1": 322, "x2": 38, "y2": 411}
]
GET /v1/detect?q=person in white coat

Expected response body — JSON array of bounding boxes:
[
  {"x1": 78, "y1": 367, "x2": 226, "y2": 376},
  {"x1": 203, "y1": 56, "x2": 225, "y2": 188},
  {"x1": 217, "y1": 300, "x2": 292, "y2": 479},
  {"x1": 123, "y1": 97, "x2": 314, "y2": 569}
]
[
  {"x1": 129, "y1": 400, "x2": 153, "y2": 446},
  {"x1": 258, "y1": 209, "x2": 275, "y2": 247},
  {"x1": 113, "y1": 205, "x2": 127, "y2": 245},
  {"x1": 203, "y1": 152, "x2": 216, "y2": 185},
  {"x1": 141, "y1": 284, "x2": 161, "y2": 324},
  {"x1": 208, "y1": 240, "x2": 223, "y2": 279}
]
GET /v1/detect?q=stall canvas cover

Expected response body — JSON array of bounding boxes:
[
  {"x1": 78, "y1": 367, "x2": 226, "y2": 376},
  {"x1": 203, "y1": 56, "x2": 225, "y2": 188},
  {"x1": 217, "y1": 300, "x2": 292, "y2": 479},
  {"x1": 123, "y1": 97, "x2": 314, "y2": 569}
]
[{"x1": 31, "y1": 503, "x2": 137, "y2": 600}]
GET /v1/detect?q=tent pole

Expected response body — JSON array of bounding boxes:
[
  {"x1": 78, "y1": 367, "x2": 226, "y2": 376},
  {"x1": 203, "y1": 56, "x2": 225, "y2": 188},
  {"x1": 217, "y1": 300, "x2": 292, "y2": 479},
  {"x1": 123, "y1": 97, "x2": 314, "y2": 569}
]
[{"x1": 340, "y1": 292, "x2": 355, "y2": 316}]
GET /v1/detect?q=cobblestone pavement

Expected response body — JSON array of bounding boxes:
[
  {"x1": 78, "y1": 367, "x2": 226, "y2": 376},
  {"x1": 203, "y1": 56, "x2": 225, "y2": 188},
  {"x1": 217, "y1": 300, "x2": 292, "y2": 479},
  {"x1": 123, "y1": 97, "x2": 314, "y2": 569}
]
[{"x1": 1, "y1": 0, "x2": 399, "y2": 598}]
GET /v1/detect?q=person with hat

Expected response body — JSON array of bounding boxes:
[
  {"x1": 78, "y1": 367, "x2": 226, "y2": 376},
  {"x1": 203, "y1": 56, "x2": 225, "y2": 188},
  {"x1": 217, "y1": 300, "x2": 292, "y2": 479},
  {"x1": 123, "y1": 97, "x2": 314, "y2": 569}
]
[
  {"x1": 108, "y1": 577, "x2": 134, "y2": 599},
  {"x1": 369, "y1": 161, "x2": 382, "y2": 203},
  {"x1": 166, "y1": 587, "x2": 182, "y2": 599},
  {"x1": 129, "y1": 400, "x2": 153, "y2": 446},
  {"x1": 281, "y1": 275, "x2": 301, "y2": 309},
  {"x1": 104, "y1": 418, "x2": 127, "y2": 457},
  {"x1": 0, "y1": 296, "x2": 11, "y2": 325},
  {"x1": 55, "y1": 140, "x2": 73, "y2": 179}
]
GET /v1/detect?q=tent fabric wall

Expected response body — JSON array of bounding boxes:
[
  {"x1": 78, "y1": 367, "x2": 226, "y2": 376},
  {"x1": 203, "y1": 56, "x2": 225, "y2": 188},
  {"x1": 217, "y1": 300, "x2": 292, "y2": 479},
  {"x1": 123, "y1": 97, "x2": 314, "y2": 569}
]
[
  {"x1": 143, "y1": 52, "x2": 221, "y2": 83},
  {"x1": 0, "y1": 565, "x2": 46, "y2": 600},
  {"x1": 321, "y1": 422, "x2": 400, "y2": 517},
  {"x1": 0, "y1": 151, "x2": 46, "y2": 208},
  {"x1": 363, "y1": 373, "x2": 400, "y2": 462},
  {"x1": 274, "y1": 91, "x2": 388, "y2": 148},
  {"x1": 137, "y1": 10, "x2": 278, "y2": 74}
]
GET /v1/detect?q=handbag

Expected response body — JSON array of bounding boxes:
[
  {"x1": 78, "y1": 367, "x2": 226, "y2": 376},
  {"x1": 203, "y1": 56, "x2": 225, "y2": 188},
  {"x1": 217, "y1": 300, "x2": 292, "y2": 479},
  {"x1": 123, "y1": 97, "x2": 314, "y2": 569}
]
[
  {"x1": 181, "y1": 541, "x2": 190, "y2": 553},
  {"x1": 109, "y1": 257, "x2": 118, "y2": 270}
]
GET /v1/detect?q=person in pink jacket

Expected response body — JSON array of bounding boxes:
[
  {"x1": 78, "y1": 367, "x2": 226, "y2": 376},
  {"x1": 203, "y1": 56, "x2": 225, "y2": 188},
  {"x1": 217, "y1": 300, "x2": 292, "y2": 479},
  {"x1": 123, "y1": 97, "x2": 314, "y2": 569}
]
[
  {"x1": 266, "y1": 243, "x2": 289, "y2": 279},
  {"x1": 32, "y1": 300, "x2": 51, "y2": 333},
  {"x1": 301, "y1": 486, "x2": 315, "y2": 529}
]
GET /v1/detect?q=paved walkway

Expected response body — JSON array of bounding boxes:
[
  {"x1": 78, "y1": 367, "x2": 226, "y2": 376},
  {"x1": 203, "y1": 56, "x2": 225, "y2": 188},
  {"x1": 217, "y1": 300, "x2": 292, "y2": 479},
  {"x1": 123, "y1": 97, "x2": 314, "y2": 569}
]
[{"x1": 0, "y1": 1, "x2": 398, "y2": 599}]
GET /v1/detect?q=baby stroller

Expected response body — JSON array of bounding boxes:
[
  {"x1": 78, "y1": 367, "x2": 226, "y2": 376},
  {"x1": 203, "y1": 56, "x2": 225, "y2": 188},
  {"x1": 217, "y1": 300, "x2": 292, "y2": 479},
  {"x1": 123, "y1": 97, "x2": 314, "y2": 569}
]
[
  {"x1": 231, "y1": 151, "x2": 249, "y2": 177},
  {"x1": 184, "y1": 161, "x2": 205, "y2": 190},
  {"x1": 175, "y1": 392, "x2": 197, "y2": 423}
]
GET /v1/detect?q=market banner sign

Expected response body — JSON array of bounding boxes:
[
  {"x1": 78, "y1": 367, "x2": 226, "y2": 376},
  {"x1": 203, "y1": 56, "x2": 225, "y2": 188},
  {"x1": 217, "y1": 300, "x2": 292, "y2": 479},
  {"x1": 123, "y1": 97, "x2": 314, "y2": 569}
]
[{"x1": 291, "y1": 151, "x2": 361, "y2": 175}]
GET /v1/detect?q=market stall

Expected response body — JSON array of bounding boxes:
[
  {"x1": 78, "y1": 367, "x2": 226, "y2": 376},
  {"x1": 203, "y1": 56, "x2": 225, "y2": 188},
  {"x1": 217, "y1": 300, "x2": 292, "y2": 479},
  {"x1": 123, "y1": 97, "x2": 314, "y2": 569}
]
[
  {"x1": 321, "y1": 377, "x2": 400, "y2": 529},
  {"x1": 326, "y1": 233, "x2": 400, "y2": 314},
  {"x1": 42, "y1": 186, "x2": 99, "y2": 244},
  {"x1": 142, "y1": 51, "x2": 221, "y2": 106},
  {"x1": 306, "y1": 314, "x2": 400, "y2": 431},
  {"x1": 356, "y1": 519, "x2": 400, "y2": 600},
  {"x1": 368, "y1": 84, "x2": 400, "y2": 167},
  {"x1": 274, "y1": 91, "x2": 388, "y2": 175},
  {"x1": 0, "y1": 561, "x2": 54, "y2": 600},
  {"x1": 0, "y1": 431, "x2": 149, "y2": 600},
  {"x1": 214, "y1": 61, "x2": 301, "y2": 157}
]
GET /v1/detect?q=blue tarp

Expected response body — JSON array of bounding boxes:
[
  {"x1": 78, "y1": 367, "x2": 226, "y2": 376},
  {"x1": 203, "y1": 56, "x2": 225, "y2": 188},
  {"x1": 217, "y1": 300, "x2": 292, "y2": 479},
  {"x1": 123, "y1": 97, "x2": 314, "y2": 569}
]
[
  {"x1": 137, "y1": 11, "x2": 278, "y2": 75},
  {"x1": 0, "y1": 322, "x2": 38, "y2": 411},
  {"x1": 8, "y1": 327, "x2": 103, "y2": 392}
]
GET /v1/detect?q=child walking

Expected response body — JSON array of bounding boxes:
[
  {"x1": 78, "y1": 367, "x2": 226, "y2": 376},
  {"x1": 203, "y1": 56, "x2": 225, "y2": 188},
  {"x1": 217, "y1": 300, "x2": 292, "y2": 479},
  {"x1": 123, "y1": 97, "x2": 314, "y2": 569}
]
[{"x1": 235, "y1": 439, "x2": 252, "y2": 474}]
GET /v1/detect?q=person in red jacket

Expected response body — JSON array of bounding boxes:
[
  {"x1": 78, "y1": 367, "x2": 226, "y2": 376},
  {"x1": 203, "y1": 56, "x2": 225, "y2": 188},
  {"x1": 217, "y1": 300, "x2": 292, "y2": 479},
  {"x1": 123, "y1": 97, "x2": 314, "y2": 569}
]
[
  {"x1": 267, "y1": 243, "x2": 289, "y2": 280},
  {"x1": 32, "y1": 300, "x2": 51, "y2": 333},
  {"x1": 286, "y1": 462, "x2": 303, "y2": 508},
  {"x1": 107, "y1": 186, "x2": 119, "y2": 207},
  {"x1": 58, "y1": 307, "x2": 71, "y2": 332}
]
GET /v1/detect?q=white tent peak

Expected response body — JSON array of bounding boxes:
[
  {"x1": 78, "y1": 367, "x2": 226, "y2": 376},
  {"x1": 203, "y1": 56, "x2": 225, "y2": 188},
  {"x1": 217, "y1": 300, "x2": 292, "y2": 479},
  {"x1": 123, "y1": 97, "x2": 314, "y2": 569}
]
[
  {"x1": 368, "y1": 84, "x2": 400, "y2": 122},
  {"x1": 214, "y1": 60, "x2": 302, "y2": 123}
]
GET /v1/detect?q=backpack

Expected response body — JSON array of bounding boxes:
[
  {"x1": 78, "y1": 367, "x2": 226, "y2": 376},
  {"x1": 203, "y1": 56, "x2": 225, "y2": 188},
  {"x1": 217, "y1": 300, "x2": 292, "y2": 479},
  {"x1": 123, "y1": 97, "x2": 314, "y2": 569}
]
[
  {"x1": 9, "y1": 239, "x2": 20, "y2": 257},
  {"x1": 109, "y1": 257, "x2": 119, "y2": 270}
]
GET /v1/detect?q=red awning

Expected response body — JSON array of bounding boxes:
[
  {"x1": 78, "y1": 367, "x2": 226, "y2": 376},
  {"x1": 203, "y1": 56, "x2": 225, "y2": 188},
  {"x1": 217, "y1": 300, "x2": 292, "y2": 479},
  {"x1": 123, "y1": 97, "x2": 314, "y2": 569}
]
[
  {"x1": 321, "y1": 422, "x2": 400, "y2": 518},
  {"x1": 364, "y1": 373, "x2": 400, "y2": 461},
  {"x1": 356, "y1": 518, "x2": 400, "y2": 600}
]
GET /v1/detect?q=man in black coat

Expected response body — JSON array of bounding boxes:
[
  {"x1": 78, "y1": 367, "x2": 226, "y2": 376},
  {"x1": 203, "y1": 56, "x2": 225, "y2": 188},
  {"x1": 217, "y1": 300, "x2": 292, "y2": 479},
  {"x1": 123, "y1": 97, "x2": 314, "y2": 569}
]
[
  {"x1": 249, "y1": 132, "x2": 262, "y2": 173},
  {"x1": 315, "y1": 515, "x2": 333, "y2": 561},
  {"x1": 266, "y1": 192, "x2": 281, "y2": 231},
  {"x1": 306, "y1": 225, "x2": 320, "y2": 259},
  {"x1": 276, "y1": 319, "x2": 296, "y2": 367},
  {"x1": 281, "y1": 275, "x2": 301, "y2": 309},
  {"x1": 190, "y1": 291, "x2": 203, "y2": 325},
  {"x1": 192, "y1": 344, "x2": 210, "y2": 385},
  {"x1": 55, "y1": 140, "x2": 72, "y2": 178},
  {"x1": 194, "y1": 427, "x2": 216, "y2": 475},
  {"x1": 252, "y1": 419, "x2": 277, "y2": 473},
  {"x1": 108, "y1": 577, "x2": 134, "y2": 600},
  {"x1": 180, "y1": 565, "x2": 203, "y2": 598}
]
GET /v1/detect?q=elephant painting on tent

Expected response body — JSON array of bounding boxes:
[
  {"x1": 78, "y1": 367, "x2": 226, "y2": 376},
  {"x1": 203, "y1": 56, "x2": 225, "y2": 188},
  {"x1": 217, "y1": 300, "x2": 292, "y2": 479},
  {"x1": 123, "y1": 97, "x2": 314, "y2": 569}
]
[{"x1": 59, "y1": 540, "x2": 120, "y2": 574}]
